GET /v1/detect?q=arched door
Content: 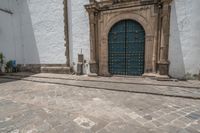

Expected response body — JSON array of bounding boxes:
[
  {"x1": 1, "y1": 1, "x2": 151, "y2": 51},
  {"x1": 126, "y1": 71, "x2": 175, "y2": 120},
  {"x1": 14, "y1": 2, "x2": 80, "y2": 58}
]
[{"x1": 108, "y1": 20, "x2": 145, "y2": 76}]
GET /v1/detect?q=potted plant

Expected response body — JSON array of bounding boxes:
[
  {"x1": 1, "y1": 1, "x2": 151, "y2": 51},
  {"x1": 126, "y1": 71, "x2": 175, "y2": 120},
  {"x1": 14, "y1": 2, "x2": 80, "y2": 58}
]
[
  {"x1": 5, "y1": 60, "x2": 13, "y2": 73},
  {"x1": 0, "y1": 53, "x2": 4, "y2": 74}
]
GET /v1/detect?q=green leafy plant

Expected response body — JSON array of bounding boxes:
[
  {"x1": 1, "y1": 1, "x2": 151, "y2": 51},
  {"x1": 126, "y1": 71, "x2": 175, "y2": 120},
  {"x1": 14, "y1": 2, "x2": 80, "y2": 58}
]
[
  {"x1": 5, "y1": 60, "x2": 13, "y2": 73},
  {"x1": 0, "y1": 53, "x2": 4, "y2": 73},
  {"x1": 0, "y1": 52, "x2": 4, "y2": 65}
]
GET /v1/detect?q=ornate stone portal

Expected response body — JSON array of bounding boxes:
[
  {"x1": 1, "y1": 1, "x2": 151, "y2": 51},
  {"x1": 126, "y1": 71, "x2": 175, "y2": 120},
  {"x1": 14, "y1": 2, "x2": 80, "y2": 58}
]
[{"x1": 85, "y1": 0, "x2": 172, "y2": 77}]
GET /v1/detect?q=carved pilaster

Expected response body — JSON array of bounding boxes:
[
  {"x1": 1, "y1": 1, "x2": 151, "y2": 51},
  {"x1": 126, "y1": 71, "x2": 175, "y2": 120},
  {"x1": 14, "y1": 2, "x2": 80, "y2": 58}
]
[
  {"x1": 84, "y1": 0, "x2": 172, "y2": 77},
  {"x1": 158, "y1": 0, "x2": 171, "y2": 75},
  {"x1": 85, "y1": 4, "x2": 99, "y2": 75}
]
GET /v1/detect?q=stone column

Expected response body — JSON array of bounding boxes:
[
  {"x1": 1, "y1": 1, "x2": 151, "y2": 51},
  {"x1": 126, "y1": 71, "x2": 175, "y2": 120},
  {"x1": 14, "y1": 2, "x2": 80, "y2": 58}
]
[
  {"x1": 158, "y1": 0, "x2": 171, "y2": 76},
  {"x1": 85, "y1": 4, "x2": 98, "y2": 76}
]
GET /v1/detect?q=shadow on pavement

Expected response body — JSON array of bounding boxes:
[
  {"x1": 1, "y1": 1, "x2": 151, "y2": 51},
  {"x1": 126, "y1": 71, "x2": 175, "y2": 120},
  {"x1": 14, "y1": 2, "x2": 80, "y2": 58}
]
[
  {"x1": 0, "y1": 72, "x2": 36, "y2": 84},
  {"x1": 0, "y1": 77, "x2": 18, "y2": 84}
]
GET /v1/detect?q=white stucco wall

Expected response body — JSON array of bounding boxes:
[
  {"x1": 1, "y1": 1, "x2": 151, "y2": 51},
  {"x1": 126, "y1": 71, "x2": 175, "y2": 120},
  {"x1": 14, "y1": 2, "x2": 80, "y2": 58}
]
[
  {"x1": 27, "y1": 0, "x2": 66, "y2": 64},
  {"x1": 0, "y1": 0, "x2": 15, "y2": 62},
  {"x1": 1, "y1": 0, "x2": 199, "y2": 76},
  {"x1": 0, "y1": 0, "x2": 23, "y2": 64},
  {"x1": 68, "y1": 0, "x2": 90, "y2": 73},
  {"x1": 0, "y1": 0, "x2": 66, "y2": 65},
  {"x1": 68, "y1": 0, "x2": 200, "y2": 76},
  {"x1": 169, "y1": 0, "x2": 200, "y2": 79}
]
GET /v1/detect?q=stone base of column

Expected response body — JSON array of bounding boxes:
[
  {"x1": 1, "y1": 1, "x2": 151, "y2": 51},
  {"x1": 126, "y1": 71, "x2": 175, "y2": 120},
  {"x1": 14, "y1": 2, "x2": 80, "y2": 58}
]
[
  {"x1": 143, "y1": 73, "x2": 172, "y2": 81},
  {"x1": 88, "y1": 61, "x2": 98, "y2": 76},
  {"x1": 142, "y1": 73, "x2": 157, "y2": 77},
  {"x1": 158, "y1": 62, "x2": 169, "y2": 76},
  {"x1": 156, "y1": 74, "x2": 170, "y2": 80}
]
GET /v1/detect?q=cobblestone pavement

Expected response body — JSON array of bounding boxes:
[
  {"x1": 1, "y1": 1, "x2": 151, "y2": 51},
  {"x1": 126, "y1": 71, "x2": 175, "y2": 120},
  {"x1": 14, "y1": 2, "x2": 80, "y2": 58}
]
[{"x1": 0, "y1": 74, "x2": 200, "y2": 133}]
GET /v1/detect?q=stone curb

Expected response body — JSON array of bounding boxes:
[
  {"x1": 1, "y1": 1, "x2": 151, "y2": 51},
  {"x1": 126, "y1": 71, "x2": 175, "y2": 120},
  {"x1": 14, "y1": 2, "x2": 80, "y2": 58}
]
[
  {"x1": 5, "y1": 74, "x2": 200, "y2": 89},
  {"x1": 1, "y1": 76, "x2": 200, "y2": 100}
]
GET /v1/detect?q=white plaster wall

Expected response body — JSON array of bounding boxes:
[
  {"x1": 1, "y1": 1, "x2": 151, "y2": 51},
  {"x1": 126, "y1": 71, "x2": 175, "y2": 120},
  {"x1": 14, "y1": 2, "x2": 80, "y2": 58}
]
[
  {"x1": 68, "y1": 0, "x2": 90, "y2": 73},
  {"x1": 27, "y1": 0, "x2": 66, "y2": 64},
  {"x1": 169, "y1": 0, "x2": 200, "y2": 79},
  {"x1": 0, "y1": 0, "x2": 18, "y2": 63},
  {"x1": 1, "y1": 0, "x2": 199, "y2": 76},
  {"x1": 0, "y1": 0, "x2": 34, "y2": 65},
  {"x1": 15, "y1": 0, "x2": 40, "y2": 64},
  {"x1": 0, "y1": 0, "x2": 66, "y2": 65}
]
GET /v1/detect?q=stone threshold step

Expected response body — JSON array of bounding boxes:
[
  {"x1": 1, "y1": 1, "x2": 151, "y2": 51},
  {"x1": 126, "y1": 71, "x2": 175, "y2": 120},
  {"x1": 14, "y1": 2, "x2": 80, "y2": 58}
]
[{"x1": 41, "y1": 66, "x2": 71, "y2": 74}]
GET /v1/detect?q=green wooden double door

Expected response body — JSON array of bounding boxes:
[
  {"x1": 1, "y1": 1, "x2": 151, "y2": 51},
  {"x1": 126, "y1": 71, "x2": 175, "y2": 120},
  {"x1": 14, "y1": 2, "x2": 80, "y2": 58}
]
[{"x1": 108, "y1": 20, "x2": 145, "y2": 76}]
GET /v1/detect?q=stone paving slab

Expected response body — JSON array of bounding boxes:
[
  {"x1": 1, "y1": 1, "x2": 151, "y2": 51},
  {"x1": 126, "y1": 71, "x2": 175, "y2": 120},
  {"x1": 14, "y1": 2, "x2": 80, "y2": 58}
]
[
  {"x1": 1, "y1": 74, "x2": 200, "y2": 100},
  {"x1": 0, "y1": 75, "x2": 200, "y2": 133},
  {"x1": 8, "y1": 73, "x2": 200, "y2": 89}
]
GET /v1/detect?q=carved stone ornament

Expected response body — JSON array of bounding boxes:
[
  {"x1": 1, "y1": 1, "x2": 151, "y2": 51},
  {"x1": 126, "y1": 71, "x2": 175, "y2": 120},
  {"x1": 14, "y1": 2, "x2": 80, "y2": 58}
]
[{"x1": 85, "y1": 0, "x2": 172, "y2": 77}]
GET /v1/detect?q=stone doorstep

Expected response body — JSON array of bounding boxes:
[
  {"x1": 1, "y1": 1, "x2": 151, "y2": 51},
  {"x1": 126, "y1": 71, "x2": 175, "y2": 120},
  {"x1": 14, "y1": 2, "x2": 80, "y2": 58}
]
[
  {"x1": 88, "y1": 73, "x2": 98, "y2": 77},
  {"x1": 143, "y1": 73, "x2": 178, "y2": 81},
  {"x1": 41, "y1": 66, "x2": 71, "y2": 74}
]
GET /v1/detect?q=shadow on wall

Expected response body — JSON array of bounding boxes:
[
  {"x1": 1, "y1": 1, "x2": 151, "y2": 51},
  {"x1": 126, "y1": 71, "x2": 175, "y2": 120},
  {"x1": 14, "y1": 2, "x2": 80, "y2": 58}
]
[
  {"x1": 18, "y1": 0, "x2": 40, "y2": 65},
  {"x1": 0, "y1": 0, "x2": 16, "y2": 64},
  {"x1": 169, "y1": 1, "x2": 185, "y2": 79},
  {"x1": 0, "y1": 0, "x2": 40, "y2": 70}
]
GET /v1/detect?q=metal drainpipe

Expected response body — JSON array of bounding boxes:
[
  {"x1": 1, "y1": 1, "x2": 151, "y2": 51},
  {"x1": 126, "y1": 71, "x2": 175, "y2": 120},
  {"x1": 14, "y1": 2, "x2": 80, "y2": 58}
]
[{"x1": 63, "y1": 0, "x2": 70, "y2": 67}]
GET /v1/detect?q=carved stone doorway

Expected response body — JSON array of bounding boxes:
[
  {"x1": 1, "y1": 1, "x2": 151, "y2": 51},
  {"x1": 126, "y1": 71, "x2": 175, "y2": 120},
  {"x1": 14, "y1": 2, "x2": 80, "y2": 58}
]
[
  {"x1": 108, "y1": 19, "x2": 145, "y2": 76},
  {"x1": 85, "y1": 0, "x2": 172, "y2": 78}
]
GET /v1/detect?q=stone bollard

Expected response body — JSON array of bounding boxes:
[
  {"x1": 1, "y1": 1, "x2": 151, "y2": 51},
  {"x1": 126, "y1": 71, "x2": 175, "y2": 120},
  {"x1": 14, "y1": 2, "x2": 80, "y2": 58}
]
[{"x1": 77, "y1": 54, "x2": 84, "y2": 75}]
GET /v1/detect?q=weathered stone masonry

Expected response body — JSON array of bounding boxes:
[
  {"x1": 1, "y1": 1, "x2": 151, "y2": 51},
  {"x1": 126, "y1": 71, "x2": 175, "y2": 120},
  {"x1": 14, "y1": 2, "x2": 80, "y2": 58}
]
[{"x1": 85, "y1": 0, "x2": 172, "y2": 77}]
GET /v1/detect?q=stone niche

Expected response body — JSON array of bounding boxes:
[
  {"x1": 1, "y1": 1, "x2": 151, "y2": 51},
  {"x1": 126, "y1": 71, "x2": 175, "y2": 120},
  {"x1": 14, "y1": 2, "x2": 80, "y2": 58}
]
[{"x1": 85, "y1": 0, "x2": 172, "y2": 77}]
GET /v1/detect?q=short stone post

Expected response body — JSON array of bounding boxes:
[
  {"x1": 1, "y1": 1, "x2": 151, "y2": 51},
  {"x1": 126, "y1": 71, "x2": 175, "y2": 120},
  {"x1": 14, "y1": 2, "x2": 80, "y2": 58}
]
[{"x1": 77, "y1": 54, "x2": 84, "y2": 75}]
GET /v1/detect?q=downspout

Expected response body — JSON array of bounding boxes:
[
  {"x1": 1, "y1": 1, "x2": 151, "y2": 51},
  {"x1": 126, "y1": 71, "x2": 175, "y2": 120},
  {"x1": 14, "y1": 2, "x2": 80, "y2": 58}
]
[{"x1": 63, "y1": 0, "x2": 70, "y2": 67}]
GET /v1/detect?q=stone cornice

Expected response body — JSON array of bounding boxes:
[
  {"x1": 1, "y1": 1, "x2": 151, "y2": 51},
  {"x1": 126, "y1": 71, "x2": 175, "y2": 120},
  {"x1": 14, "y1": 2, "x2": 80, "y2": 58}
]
[
  {"x1": 160, "y1": 0, "x2": 172, "y2": 4},
  {"x1": 85, "y1": 0, "x2": 159, "y2": 12}
]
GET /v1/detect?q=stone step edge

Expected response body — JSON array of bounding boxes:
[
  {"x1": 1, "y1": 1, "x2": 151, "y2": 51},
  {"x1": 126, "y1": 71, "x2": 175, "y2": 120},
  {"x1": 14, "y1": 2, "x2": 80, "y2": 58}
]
[{"x1": 41, "y1": 66, "x2": 71, "y2": 74}]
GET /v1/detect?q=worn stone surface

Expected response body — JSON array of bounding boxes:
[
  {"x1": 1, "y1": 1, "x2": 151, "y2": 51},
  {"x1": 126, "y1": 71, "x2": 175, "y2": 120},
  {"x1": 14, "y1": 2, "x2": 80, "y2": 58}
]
[
  {"x1": 85, "y1": 0, "x2": 172, "y2": 76},
  {"x1": 0, "y1": 74, "x2": 200, "y2": 133},
  {"x1": 3, "y1": 73, "x2": 200, "y2": 99}
]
